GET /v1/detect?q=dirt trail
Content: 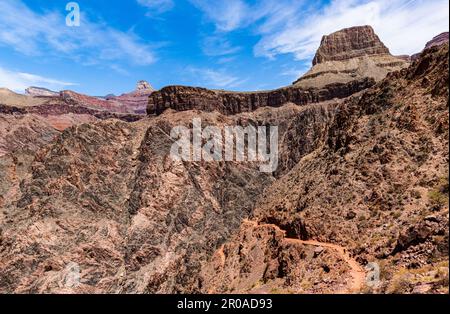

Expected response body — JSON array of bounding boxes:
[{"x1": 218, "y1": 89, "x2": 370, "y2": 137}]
[{"x1": 242, "y1": 219, "x2": 366, "y2": 294}]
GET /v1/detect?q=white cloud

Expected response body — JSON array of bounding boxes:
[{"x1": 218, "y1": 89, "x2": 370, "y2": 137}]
[
  {"x1": 0, "y1": 65, "x2": 76, "y2": 93},
  {"x1": 185, "y1": 67, "x2": 246, "y2": 89},
  {"x1": 137, "y1": 0, "x2": 174, "y2": 14},
  {"x1": 0, "y1": 0, "x2": 157, "y2": 66}
]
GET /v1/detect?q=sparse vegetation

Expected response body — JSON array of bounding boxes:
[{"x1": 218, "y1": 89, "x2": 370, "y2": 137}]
[{"x1": 428, "y1": 176, "x2": 449, "y2": 209}]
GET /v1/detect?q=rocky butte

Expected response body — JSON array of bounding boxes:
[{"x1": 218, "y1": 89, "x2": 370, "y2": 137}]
[
  {"x1": 0, "y1": 26, "x2": 448, "y2": 294},
  {"x1": 293, "y1": 25, "x2": 409, "y2": 88}
]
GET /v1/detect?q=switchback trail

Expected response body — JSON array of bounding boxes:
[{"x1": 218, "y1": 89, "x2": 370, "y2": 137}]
[{"x1": 243, "y1": 219, "x2": 366, "y2": 294}]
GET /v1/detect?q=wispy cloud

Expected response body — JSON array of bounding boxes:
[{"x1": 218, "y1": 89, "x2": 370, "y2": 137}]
[
  {"x1": 217, "y1": 56, "x2": 238, "y2": 64},
  {"x1": 189, "y1": 0, "x2": 250, "y2": 32},
  {"x1": 189, "y1": 0, "x2": 305, "y2": 32},
  {"x1": 137, "y1": 0, "x2": 175, "y2": 15},
  {"x1": 201, "y1": 36, "x2": 241, "y2": 56},
  {"x1": 184, "y1": 67, "x2": 246, "y2": 89},
  {"x1": 0, "y1": 65, "x2": 76, "y2": 93},
  {"x1": 0, "y1": 0, "x2": 158, "y2": 66}
]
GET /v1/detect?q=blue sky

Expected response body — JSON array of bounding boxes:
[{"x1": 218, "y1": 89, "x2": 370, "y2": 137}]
[{"x1": 0, "y1": 0, "x2": 448, "y2": 95}]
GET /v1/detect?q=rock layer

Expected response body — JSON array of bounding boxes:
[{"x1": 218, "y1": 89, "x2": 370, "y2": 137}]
[
  {"x1": 148, "y1": 78, "x2": 375, "y2": 115},
  {"x1": 312, "y1": 26, "x2": 390, "y2": 65},
  {"x1": 108, "y1": 81, "x2": 155, "y2": 114}
]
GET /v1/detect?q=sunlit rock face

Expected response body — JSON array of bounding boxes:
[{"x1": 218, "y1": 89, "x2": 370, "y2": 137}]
[{"x1": 294, "y1": 26, "x2": 409, "y2": 89}]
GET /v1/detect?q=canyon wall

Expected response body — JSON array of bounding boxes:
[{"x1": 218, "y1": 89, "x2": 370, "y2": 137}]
[{"x1": 148, "y1": 78, "x2": 375, "y2": 115}]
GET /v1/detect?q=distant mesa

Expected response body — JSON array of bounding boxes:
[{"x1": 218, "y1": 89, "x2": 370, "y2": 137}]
[
  {"x1": 293, "y1": 25, "x2": 409, "y2": 88},
  {"x1": 107, "y1": 80, "x2": 155, "y2": 114},
  {"x1": 25, "y1": 86, "x2": 59, "y2": 97}
]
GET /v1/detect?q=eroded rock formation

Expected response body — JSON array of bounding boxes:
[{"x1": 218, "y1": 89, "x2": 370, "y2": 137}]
[
  {"x1": 311, "y1": 25, "x2": 390, "y2": 65},
  {"x1": 294, "y1": 26, "x2": 409, "y2": 88}
]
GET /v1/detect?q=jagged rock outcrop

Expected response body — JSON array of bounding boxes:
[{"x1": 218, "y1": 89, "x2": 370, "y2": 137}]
[
  {"x1": 294, "y1": 26, "x2": 408, "y2": 88},
  {"x1": 25, "y1": 87, "x2": 59, "y2": 97},
  {"x1": 0, "y1": 111, "x2": 277, "y2": 293},
  {"x1": 201, "y1": 221, "x2": 352, "y2": 294},
  {"x1": 148, "y1": 78, "x2": 375, "y2": 115}
]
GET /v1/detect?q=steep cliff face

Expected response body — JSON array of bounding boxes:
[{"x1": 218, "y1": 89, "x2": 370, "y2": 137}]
[
  {"x1": 0, "y1": 86, "x2": 145, "y2": 220},
  {"x1": 294, "y1": 26, "x2": 408, "y2": 89},
  {"x1": 148, "y1": 78, "x2": 375, "y2": 115}
]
